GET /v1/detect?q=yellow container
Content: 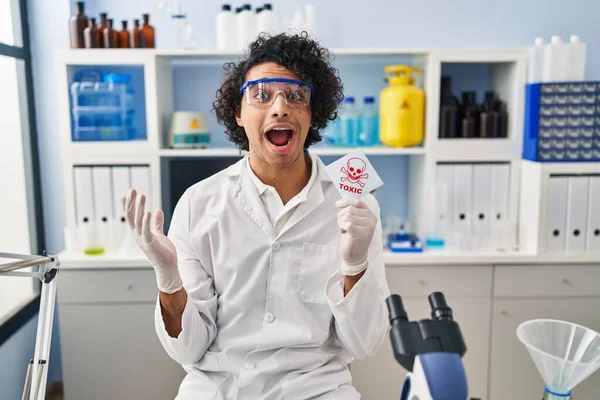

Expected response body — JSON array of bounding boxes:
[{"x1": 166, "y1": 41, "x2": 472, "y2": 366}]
[{"x1": 379, "y1": 65, "x2": 425, "y2": 147}]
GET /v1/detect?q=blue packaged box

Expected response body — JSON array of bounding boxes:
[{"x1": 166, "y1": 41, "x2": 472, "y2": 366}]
[
  {"x1": 388, "y1": 233, "x2": 423, "y2": 253},
  {"x1": 523, "y1": 81, "x2": 600, "y2": 162},
  {"x1": 70, "y1": 71, "x2": 137, "y2": 141}
]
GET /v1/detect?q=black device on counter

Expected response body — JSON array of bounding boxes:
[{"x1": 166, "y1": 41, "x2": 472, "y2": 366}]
[
  {"x1": 386, "y1": 292, "x2": 467, "y2": 372},
  {"x1": 387, "y1": 292, "x2": 483, "y2": 400}
]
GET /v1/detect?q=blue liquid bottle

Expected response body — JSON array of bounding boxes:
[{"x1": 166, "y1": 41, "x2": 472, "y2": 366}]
[
  {"x1": 338, "y1": 96, "x2": 359, "y2": 147},
  {"x1": 359, "y1": 96, "x2": 379, "y2": 146}
]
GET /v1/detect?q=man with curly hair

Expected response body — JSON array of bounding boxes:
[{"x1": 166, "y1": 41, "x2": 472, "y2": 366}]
[{"x1": 122, "y1": 32, "x2": 390, "y2": 399}]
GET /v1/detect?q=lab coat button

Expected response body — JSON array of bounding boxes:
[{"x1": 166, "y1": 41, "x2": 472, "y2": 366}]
[
  {"x1": 272, "y1": 242, "x2": 281, "y2": 251},
  {"x1": 264, "y1": 312, "x2": 275, "y2": 323},
  {"x1": 245, "y1": 362, "x2": 255, "y2": 370}
]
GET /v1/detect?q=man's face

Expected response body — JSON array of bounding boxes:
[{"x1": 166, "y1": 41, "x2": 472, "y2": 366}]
[{"x1": 236, "y1": 62, "x2": 312, "y2": 170}]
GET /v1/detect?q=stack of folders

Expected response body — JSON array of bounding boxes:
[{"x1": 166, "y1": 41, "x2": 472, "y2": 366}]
[
  {"x1": 67, "y1": 165, "x2": 151, "y2": 255},
  {"x1": 432, "y1": 162, "x2": 513, "y2": 252},
  {"x1": 545, "y1": 174, "x2": 600, "y2": 253}
]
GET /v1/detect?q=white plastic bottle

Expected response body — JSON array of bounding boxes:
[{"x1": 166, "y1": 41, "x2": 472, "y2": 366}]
[
  {"x1": 237, "y1": 4, "x2": 255, "y2": 51},
  {"x1": 542, "y1": 36, "x2": 569, "y2": 82},
  {"x1": 258, "y1": 3, "x2": 280, "y2": 36},
  {"x1": 568, "y1": 35, "x2": 587, "y2": 81},
  {"x1": 216, "y1": 4, "x2": 236, "y2": 51},
  {"x1": 254, "y1": 7, "x2": 263, "y2": 37},
  {"x1": 289, "y1": 7, "x2": 305, "y2": 34},
  {"x1": 527, "y1": 37, "x2": 544, "y2": 83},
  {"x1": 304, "y1": 4, "x2": 317, "y2": 37}
]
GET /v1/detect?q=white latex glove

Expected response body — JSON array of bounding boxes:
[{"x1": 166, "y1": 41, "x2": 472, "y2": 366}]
[
  {"x1": 336, "y1": 198, "x2": 377, "y2": 276},
  {"x1": 121, "y1": 189, "x2": 183, "y2": 294}
]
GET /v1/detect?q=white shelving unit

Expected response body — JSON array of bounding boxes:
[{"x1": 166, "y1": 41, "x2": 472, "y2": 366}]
[
  {"x1": 56, "y1": 47, "x2": 529, "y2": 243},
  {"x1": 55, "y1": 48, "x2": 600, "y2": 400}
]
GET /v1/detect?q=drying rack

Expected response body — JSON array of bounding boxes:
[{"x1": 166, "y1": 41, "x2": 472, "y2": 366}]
[{"x1": 0, "y1": 252, "x2": 59, "y2": 400}]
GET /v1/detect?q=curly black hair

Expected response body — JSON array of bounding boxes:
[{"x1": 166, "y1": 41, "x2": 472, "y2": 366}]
[{"x1": 212, "y1": 32, "x2": 344, "y2": 151}]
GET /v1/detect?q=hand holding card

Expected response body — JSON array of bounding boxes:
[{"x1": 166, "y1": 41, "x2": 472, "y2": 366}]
[{"x1": 326, "y1": 151, "x2": 384, "y2": 276}]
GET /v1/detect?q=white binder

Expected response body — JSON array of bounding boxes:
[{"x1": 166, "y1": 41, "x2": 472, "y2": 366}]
[
  {"x1": 91, "y1": 167, "x2": 114, "y2": 225},
  {"x1": 565, "y1": 176, "x2": 589, "y2": 253},
  {"x1": 452, "y1": 164, "x2": 473, "y2": 238},
  {"x1": 490, "y1": 164, "x2": 510, "y2": 233},
  {"x1": 471, "y1": 164, "x2": 492, "y2": 247},
  {"x1": 111, "y1": 167, "x2": 131, "y2": 224},
  {"x1": 130, "y1": 166, "x2": 151, "y2": 210},
  {"x1": 545, "y1": 176, "x2": 569, "y2": 253},
  {"x1": 586, "y1": 176, "x2": 600, "y2": 252},
  {"x1": 435, "y1": 164, "x2": 455, "y2": 235},
  {"x1": 73, "y1": 167, "x2": 94, "y2": 225}
]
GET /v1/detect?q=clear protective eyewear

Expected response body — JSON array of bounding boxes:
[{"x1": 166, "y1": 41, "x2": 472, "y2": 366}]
[{"x1": 239, "y1": 78, "x2": 313, "y2": 108}]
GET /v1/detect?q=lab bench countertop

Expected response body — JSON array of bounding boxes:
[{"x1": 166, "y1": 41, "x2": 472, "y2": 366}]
[{"x1": 52, "y1": 249, "x2": 592, "y2": 270}]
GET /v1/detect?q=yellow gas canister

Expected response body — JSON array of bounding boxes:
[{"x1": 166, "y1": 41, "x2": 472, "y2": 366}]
[{"x1": 379, "y1": 65, "x2": 425, "y2": 147}]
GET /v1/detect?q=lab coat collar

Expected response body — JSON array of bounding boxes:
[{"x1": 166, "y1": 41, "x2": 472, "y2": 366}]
[
  {"x1": 226, "y1": 150, "x2": 332, "y2": 183},
  {"x1": 230, "y1": 150, "x2": 332, "y2": 239},
  {"x1": 244, "y1": 151, "x2": 320, "y2": 201}
]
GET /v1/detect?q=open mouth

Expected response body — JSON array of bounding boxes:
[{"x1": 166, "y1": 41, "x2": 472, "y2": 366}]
[{"x1": 266, "y1": 127, "x2": 294, "y2": 147}]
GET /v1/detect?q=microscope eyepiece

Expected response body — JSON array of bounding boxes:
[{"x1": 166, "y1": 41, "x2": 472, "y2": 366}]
[
  {"x1": 429, "y1": 292, "x2": 453, "y2": 321},
  {"x1": 386, "y1": 294, "x2": 409, "y2": 323}
]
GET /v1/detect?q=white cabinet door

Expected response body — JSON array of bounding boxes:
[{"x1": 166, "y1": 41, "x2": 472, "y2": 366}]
[
  {"x1": 60, "y1": 303, "x2": 185, "y2": 400},
  {"x1": 489, "y1": 298, "x2": 600, "y2": 400}
]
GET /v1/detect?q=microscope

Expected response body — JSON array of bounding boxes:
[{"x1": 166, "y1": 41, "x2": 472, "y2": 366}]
[{"x1": 387, "y1": 292, "x2": 478, "y2": 400}]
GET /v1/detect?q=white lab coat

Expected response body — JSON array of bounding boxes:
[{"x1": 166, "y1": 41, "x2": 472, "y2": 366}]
[{"x1": 155, "y1": 153, "x2": 391, "y2": 399}]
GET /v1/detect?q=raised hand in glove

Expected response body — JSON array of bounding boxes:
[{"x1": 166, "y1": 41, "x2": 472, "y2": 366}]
[
  {"x1": 336, "y1": 198, "x2": 377, "y2": 276},
  {"x1": 121, "y1": 189, "x2": 183, "y2": 294}
]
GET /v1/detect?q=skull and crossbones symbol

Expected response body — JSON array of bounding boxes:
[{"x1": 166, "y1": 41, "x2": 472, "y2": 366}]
[{"x1": 340, "y1": 157, "x2": 369, "y2": 187}]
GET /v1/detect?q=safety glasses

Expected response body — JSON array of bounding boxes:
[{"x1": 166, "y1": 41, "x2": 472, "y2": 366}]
[{"x1": 239, "y1": 77, "x2": 313, "y2": 108}]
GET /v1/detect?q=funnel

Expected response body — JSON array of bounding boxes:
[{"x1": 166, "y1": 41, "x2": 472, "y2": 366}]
[{"x1": 517, "y1": 319, "x2": 600, "y2": 399}]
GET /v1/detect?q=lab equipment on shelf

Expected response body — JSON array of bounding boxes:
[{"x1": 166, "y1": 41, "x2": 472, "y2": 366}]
[
  {"x1": 216, "y1": 4, "x2": 237, "y2": 51},
  {"x1": 215, "y1": 3, "x2": 317, "y2": 51},
  {"x1": 103, "y1": 19, "x2": 118, "y2": 48},
  {"x1": 131, "y1": 19, "x2": 142, "y2": 48},
  {"x1": 97, "y1": 13, "x2": 108, "y2": 48},
  {"x1": 69, "y1": 1, "x2": 88, "y2": 48},
  {"x1": 380, "y1": 65, "x2": 424, "y2": 148},
  {"x1": 385, "y1": 219, "x2": 423, "y2": 253},
  {"x1": 70, "y1": 71, "x2": 139, "y2": 141},
  {"x1": 140, "y1": 13, "x2": 156, "y2": 48},
  {"x1": 316, "y1": 96, "x2": 380, "y2": 148},
  {"x1": 359, "y1": 96, "x2": 379, "y2": 146},
  {"x1": 528, "y1": 35, "x2": 587, "y2": 83},
  {"x1": 118, "y1": 21, "x2": 131, "y2": 48},
  {"x1": 168, "y1": 111, "x2": 211, "y2": 148},
  {"x1": 523, "y1": 81, "x2": 600, "y2": 162},
  {"x1": 70, "y1": 8, "x2": 154, "y2": 49},
  {"x1": 438, "y1": 76, "x2": 509, "y2": 139},
  {"x1": 83, "y1": 18, "x2": 98, "y2": 48}
]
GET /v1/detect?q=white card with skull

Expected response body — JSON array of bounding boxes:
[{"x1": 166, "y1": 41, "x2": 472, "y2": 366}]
[{"x1": 325, "y1": 150, "x2": 384, "y2": 199}]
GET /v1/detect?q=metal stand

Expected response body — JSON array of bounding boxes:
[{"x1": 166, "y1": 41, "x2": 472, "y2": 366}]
[{"x1": 0, "y1": 252, "x2": 59, "y2": 400}]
